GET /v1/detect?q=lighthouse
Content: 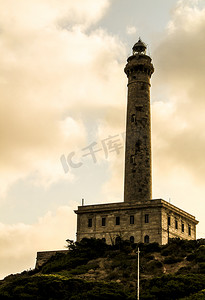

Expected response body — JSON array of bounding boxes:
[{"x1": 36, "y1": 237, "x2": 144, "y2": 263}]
[
  {"x1": 124, "y1": 39, "x2": 154, "y2": 202},
  {"x1": 74, "y1": 40, "x2": 198, "y2": 245}
]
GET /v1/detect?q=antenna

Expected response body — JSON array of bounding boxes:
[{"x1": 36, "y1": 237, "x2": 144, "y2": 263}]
[{"x1": 82, "y1": 198, "x2": 84, "y2": 206}]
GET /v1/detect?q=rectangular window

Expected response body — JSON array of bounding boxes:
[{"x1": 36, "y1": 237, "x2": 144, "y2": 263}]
[
  {"x1": 130, "y1": 155, "x2": 135, "y2": 164},
  {"x1": 130, "y1": 215, "x2": 134, "y2": 224},
  {"x1": 188, "y1": 225, "x2": 191, "y2": 236},
  {"x1": 116, "y1": 216, "x2": 120, "y2": 225},
  {"x1": 182, "y1": 223, "x2": 184, "y2": 233},
  {"x1": 175, "y1": 220, "x2": 178, "y2": 230},
  {"x1": 102, "y1": 217, "x2": 106, "y2": 226},
  {"x1": 88, "y1": 218, "x2": 92, "y2": 227},
  {"x1": 135, "y1": 105, "x2": 143, "y2": 112},
  {"x1": 145, "y1": 214, "x2": 149, "y2": 223},
  {"x1": 168, "y1": 216, "x2": 171, "y2": 226}
]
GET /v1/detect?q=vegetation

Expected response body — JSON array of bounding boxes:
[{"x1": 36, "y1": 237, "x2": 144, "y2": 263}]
[{"x1": 0, "y1": 238, "x2": 205, "y2": 299}]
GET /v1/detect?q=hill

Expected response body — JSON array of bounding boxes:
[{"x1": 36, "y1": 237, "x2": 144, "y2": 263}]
[{"x1": 0, "y1": 238, "x2": 205, "y2": 299}]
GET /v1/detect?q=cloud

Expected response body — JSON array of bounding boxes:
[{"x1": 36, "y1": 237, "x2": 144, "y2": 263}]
[
  {"x1": 152, "y1": 0, "x2": 205, "y2": 187},
  {"x1": 126, "y1": 26, "x2": 137, "y2": 35},
  {"x1": 0, "y1": 0, "x2": 127, "y2": 279},
  {"x1": 0, "y1": 0, "x2": 127, "y2": 197},
  {"x1": 0, "y1": 205, "x2": 77, "y2": 280},
  {"x1": 0, "y1": 0, "x2": 110, "y2": 31},
  {"x1": 149, "y1": 0, "x2": 205, "y2": 240}
]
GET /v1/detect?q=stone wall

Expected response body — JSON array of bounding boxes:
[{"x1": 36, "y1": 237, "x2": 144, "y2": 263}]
[
  {"x1": 124, "y1": 52, "x2": 154, "y2": 203},
  {"x1": 161, "y1": 206, "x2": 197, "y2": 245},
  {"x1": 35, "y1": 250, "x2": 68, "y2": 269},
  {"x1": 75, "y1": 199, "x2": 198, "y2": 245}
]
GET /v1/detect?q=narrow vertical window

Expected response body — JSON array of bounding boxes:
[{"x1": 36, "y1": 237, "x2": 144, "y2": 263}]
[
  {"x1": 130, "y1": 155, "x2": 135, "y2": 164},
  {"x1": 145, "y1": 214, "x2": 149, "y2": 223},
  {"x1": 175, "y1": 220, "x2": 178, "y2": 230},
  {"x1": 168, "y1": 216, "x2": 171, "y2": 226},
  {"x1": 102, "y1": 217, "x2": 106, "y2": 226},
  {"x1": 131, "y1": 114, "x2": 136, "y2": 123},
  {"x1": 116, "y1": 216, "x2": 120, "y2": 225},
  {"x1": 182, "y1": 223, "x2": 184, "y2": 233},
  {"x1": 135, "y1": 140, "x2": 141, "y2": 152},
  {"x1": 188, "y1": 225, "x2": 191, "y2": 236},
  {"x1": 88, "y1": 218, "x2": 92, "y2": 227},
  {"x1": 130, "y1": 215, "x2": 134, "y2": 224}
]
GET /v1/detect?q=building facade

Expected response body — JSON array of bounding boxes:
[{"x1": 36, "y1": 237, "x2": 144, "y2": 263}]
[{"x1": 75, "y1": 39, "x2": 198, "y2": 245}]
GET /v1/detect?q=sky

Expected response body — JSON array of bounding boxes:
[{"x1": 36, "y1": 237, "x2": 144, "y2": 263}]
[{"x1": 0, "y1": 0, "x2": 205, "y2": 279}]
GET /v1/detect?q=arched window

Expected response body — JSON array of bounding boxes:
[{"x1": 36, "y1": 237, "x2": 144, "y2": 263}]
[
  {"x1": 130, "y1": 236, "x2": 134, "y2": 243},
  {"x1": 115, "y1": 236, "x2": 121, "y2": 245},
  {"x1": 131, "y1": 114, "x2": 136, "y2": 123},
  {"x1": 144, "y1": 235, "x2": 149, "y2": 243}
]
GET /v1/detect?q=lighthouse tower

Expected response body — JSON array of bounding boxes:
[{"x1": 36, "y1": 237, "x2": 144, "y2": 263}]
[
  {"x1": 124, "y1": 39, "x2": 154, "y2": 202},
  {"x1": 74, "y1": 40, "x2": 198, "y2": 245}
]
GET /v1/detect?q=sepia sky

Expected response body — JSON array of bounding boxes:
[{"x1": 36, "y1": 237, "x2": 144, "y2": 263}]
[{"x1": 0, "y1": 0, "x2": 205, "y2": 279}]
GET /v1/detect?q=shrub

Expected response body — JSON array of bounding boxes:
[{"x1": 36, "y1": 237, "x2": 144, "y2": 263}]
[
  {"x1": 144, "y1": 260, "x2": 163, "y2": 275},
  {"x1": 161, "y1": 249, "x2": 169, "y2": 256},
  {"x1": 0, "y1": 275, "x2": 132, "y2": 300},
  {"x1": 145, "y1": 254, "x2": 154, "y2": 260},
  {"x1": 187, "y1": 253, "x2": 196, "y2": 261},
  {"x1": 42, "y1": 238, "x2": 109, "y2": 274},
  {"x1": 198, "y1": 262, "x2": 205, "y2": 274},
  {"x1": 176, "y1": 266, "x2": 191, "y2": 275},
  {"x1": 164, "y1": 256, "x2": 183, "y2": 264},
  {"x1": 195, "y1": 245, "x2": 205, "y2": 262},
  {"x1": 140, "y1": 274, "x2": 205, "y2": 300}
]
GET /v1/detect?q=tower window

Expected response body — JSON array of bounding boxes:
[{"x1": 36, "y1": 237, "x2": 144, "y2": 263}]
[
  {"x1": 131, "y1": 114, "x2": 136, "y2": 123},
  {"x1": 102, "y1": 217, "x2": 106, "y2": 226},
  {"x1": 130, "y1": 236, "x2": 134, "y2": 243},
  {"x1": 135, "y1": 140, "x2": 141, "y2": 152},
  {"x1": 130, "y1": 215, "x2": 134, "y2": 224},
  {"x1": 168, "y1": 216, "x2": 171, "y2": 226},
  {"x1": 88, "y1": 218, "x2": 92, "y2": 227},
  {"x1": 116, "y1": 216, "x2": 120, "y2": 225},
  {"x1": 144, "y1": 235, "x2": 149, "y2": 243},
  {"x1": 175, "y1": 220, "x2": 178, "y2": 230},
  {"x1": 135, "y1": 105, "x2": 143, "y2": 112},
  {"x1": 140, "y1": 82, "x2": 146, "y2": 90},
  {"x1": 130, "y1": 155, "x2": 135, "y2": 164},
  {"x1": 188, "y1": 225, "x2": 191, "y2": 236},
  {"x1": 145, "y1": 214, "x2": 149, "y2": 223},
  {"x1": 182, "y1": 223, "x2": 184, "y2": 233}
]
